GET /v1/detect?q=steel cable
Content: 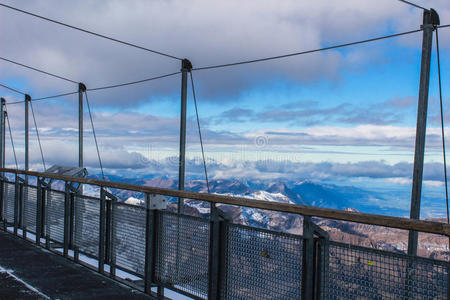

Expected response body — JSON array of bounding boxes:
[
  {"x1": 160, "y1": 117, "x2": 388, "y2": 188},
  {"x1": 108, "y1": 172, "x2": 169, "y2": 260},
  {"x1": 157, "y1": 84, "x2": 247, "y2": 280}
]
[
  {"x1": 189, "y1": 71, "x2": 210, "y2": 193},
  {"x1": 4, "y1": 71, "x2": 180, "y2": 105},
  {"x1": 0, "y1": 3, "x2": 181, "y2": 61},
  {"x1": 397, "y1": 0, "x2": 426, "y2": 11},
  {"x1": 0, "y1": 56, "x2": 77, "y2": 84},
  {"x1": 84, "y1": 91, "x2": 105, "y2": 180},
  {"x1": 0, "y1": 83, "x2": 26, "y2": 95},
  {"x1": 434, "y1": 27, "x2": 450, "y2": 257},
  {"x1": 193, "y1": 29, "x2": 423, "y2": 71},
  {"x1": 435, "y1": 28, "x2": 449, "y2": 226},
  {"x1": 4, "y1": 108, "x2": 18, "y2": 169},
  {"x1": 29, "y1": 100, "x2": 46, "y2": 170}
]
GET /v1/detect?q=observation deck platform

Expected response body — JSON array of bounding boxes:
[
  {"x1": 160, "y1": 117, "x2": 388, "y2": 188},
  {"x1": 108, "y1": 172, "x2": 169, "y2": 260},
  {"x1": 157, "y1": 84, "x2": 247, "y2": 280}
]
[{"x1": 0, "y1": 230, "x2": 155, "y2": 300}]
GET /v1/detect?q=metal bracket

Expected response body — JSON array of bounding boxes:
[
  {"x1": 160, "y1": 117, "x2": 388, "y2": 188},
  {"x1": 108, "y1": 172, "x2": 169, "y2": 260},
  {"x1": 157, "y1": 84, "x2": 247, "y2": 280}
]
[
  {"x1": 429, "y1": 8, "x2": 440, "y2": 26},
  {"x1": 79, "y1": 82, "x2": 87, "y2": 92},
  {"x1": 420, "y1": 8, "x2": 439, "y2": 30},
  {"x1": 103, "y1": 189, "x2": 118, "y2": 202},
  {"x1": 216, "y1": 206, "x2": 232, "y2": 222},
  {"x1": 16, "y1": 175, "x2": 25, "y2": 184},
  {"x1": 148, "y1": 194, "x2": 167, "y2": 210},
  {"x1": 310, "y1": 218, "x2": 329, "y2": 239},
  {"x1": 182, "y1": 59, "x2": 192, "y2": 72}
]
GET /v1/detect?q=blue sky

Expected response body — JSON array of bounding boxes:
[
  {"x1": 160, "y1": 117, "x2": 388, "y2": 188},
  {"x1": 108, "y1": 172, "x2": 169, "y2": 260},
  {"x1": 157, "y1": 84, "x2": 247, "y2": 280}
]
[{"x1": 1, "y1": 0, "x2": 450, "y2": 209}]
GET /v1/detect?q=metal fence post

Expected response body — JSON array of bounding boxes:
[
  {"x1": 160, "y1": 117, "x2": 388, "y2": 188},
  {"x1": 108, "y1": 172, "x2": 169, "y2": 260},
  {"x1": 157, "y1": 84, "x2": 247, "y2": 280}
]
[
  {"x1": 36, "y1": 178, "x2": 43, "y2": 245},
  {"x1": 105, "y1": 194, "x2": 112, "y2": 265},
  {"x1": 144, "y1": 193, "x2": 153, "y2": 294},
  {"x1": 218, "y1": 220, "x2": 228, "y2": 299},
  {"x1": 73, "y1": 188, "x2": 82, "y2": 263},
  {"x1": 314, "y1": 235, "x2": 329, "y2": 300},
  {"x1": 302, "y1": 216, "x2": 314, "y2": 299},
  {"x1": 408, "y1": 8, "x2": 440, "y2": 256},
  {"x1": 0, "y1": 98, "x2": 4, "y2": 225},
  {"x1": 45, "y1": 184, "x2": 50, "y2": 249},
  {"x1": 78, "y1": 83, "x2": 86, "y2": 170},
  {"x1": 63, "y1": 182, "x2": 70, "y2": 257},
  {"x1": 0, "y1": 98, "x2": 4, "y2": 174},
  {"x1": 2, "y1": 179, "x2": 5, "y2": 231},
  {"x1": 208, "y1": 209, "x2": 228, "y2": 300},
  {"x1": 109, "y1": 195, "x2": 116, "y2": 278},
  {"x1": 0, "y1": 175, "x2": 3, "y2": 224},
  {"x1": 14, "y1": 175, "x2": 19, "y2": 235},
  {"x1": 20, "y1": 183, "x2": 25, "y2": 239},
  {"x1": 177, "y1": 59, "x2": 192, "y2": 214},
  {"x1": 69, "y1": 192, "x2": 75, "y2": 249},
  {"x1": 99, "y1": 187, "x2": 106, "y2": 274},
  {"x1": 151, "y1": 208, "x2": 163, "y2": 299}
]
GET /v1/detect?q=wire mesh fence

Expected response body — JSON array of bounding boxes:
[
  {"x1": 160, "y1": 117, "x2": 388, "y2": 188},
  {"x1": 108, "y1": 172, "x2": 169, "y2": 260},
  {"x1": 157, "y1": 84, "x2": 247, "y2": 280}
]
[
  {"x1": 46, "y1": 189, "x2": 65, "y2": 244},
  {"x1": 111, "y1": 201, "x2": 147, "y2": 275},
  {"x1": 319, "y1": 240, "x2": 449, "y2": 300},
  {"x1": 0, "y1": 174, "x2": 449, "y2": 300},
  {"x1": 23, "y1": 185, "x2": 37, "y2": 233},
  {"x1": 2, "y1": 182, "x2": 15, "y2": 224},
  {"x1": 221, "y1": 223, "x2": 303, "y2": 300},
  {"x1": 73, "y1": 195, "x2": 100, "y2": 257},
  {"x1": 155, "y1": 211, "x2": 210, "y2": 299}
]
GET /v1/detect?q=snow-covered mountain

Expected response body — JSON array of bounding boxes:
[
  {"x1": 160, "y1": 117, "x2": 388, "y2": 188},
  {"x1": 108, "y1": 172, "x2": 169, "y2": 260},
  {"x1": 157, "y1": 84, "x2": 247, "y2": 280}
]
[
  {"x1": 92, "y1": 175, "x2": 400, "y2": 215},
  {"x1": 84, "y1": 174, "x2": 448, "y2": 260}
]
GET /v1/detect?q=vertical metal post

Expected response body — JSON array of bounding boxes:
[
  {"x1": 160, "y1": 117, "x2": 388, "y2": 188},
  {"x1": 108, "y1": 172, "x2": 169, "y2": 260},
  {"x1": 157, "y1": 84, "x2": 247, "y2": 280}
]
[
  {"x1": 0, "y1": 98, "x2": 4, "y2": 171},
  {"x1": 302, "y1": 216, "x2": 314, "y2": 299},
  {"x1": 315, "y1": 235, "x2": 329, "y2": 299},
  {"x1": 99, "y1": 188, "x2": 106, "y2": 274},
  {"x1": 208, "y1": 212, "x2": 227, "y2": 300},
  {"x1": 24, "y1": 95, "x2": 30, "y2": 178},
  {"x1": 408, "y1": 9, "x2": 440, "y2": 256},
  {"x1": 63, "y1": 182, "x2": 70, "y2": 257},
  {"x1": 152, "y1": 209, "x2": 164, "y2": 299},
  {"x1": 69, "y1": 193, "x2": 75, "y2": 249},
  {"x1": 76, "y1": 83, "x2": 86, "y2": 260},
  {"x1": 14, "y1": 175, "x2": 19, "y2": 235},
  {"x1": 20, "y1": 183, "x2": 25, "y2": 239},
  {"x1": 36, "y1": 178, "x2": 42, "y2": 245},
  {"x1": 0, "y1": 99, "x2": 4, "y2": 222},
  {"x1": 105, "y1": 194, "x2": 112, "y2": 265},
  {"x1": 178, "y1": 59, "x2": 192, "y2": 214},
  {"x1": 2, "y1": 110, "x2": 5, "y2": 172},
  {"x1": 144, "y1": 193, "x2": 154, "y2": 294},
  {"x1": 23, "y1": 95, "x2": 30, "y2": 238},
  {"x1": 208, "y1": 208, "x2": 221, "y2": 299},
  {"x1": 45, "y1": 184, "x2": 50, "y2": 249},
  {"x1": 109, "y1": 196, "x2": 116, "y2": 278},
  {"x1": 78, "y1": 83, "x2": 86, "y2": 170}
]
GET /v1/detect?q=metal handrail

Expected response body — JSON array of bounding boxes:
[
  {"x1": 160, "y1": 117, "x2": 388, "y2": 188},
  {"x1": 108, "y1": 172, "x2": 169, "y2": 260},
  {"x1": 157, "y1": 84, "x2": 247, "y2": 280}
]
[{"x1": 1, "y1": 167, "x2": 449, "y2": 236}]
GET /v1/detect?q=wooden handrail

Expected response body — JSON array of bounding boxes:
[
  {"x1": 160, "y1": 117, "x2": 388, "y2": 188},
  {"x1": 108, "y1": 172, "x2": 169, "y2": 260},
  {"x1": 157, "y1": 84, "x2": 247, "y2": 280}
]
[{"x1": 2, "y1": 168, "x2": 449, "y2": 236}]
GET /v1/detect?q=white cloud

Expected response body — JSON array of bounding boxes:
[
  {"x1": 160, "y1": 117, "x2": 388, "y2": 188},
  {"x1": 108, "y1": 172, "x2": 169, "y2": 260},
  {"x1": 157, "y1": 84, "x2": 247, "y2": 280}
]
[{"x1": 1, "y1": 0, "x2": 449, "y2": 105}]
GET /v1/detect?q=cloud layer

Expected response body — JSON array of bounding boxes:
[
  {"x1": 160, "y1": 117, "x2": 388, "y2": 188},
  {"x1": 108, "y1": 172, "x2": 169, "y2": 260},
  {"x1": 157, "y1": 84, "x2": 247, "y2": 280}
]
[{"x1": 2, "y1": 0, "x2": 449, "y2": 105}]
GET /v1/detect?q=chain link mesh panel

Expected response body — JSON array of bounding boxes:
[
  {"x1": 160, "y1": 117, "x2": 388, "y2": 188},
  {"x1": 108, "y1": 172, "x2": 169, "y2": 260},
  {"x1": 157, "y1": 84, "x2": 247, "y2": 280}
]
[
  {"x1": 155, "y1": 211, "x2": 210, "y2": 299},
  {"x1": 319, "y1": 240, "x2": 449, "y2": 300},
  {"x1": 23, "y1": 185, "x2": 37, "y2": 233},
  {"x1": 74, "y1": 195, "x2": 100, "y2": 257},
  {"x1": 221, "y1": 223, "x2": 303, "y2": 300},
  {"x1": 3, "y1": 182, "x2": 15, "y2": 224},
  {"x1": 46, "y1": 190, "x2": 65, "y2": 244},
  {"x1": 111, "y1": 202, "x2": 146, "y2": 275}
]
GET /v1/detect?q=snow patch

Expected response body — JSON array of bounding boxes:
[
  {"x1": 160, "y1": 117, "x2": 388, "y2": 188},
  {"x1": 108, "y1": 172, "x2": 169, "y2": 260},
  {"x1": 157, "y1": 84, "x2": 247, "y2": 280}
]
[
  {"x1": 0, "y1": 265, "x2": 51, "y2": 299},
  {"x1": 125, "y1": 197, "x2": 145, "y2": 206}
]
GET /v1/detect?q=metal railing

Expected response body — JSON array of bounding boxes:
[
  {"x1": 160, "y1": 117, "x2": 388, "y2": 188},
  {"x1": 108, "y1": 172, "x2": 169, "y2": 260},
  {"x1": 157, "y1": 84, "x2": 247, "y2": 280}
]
[{"x1": 0, "y1": 168, "x2": 449, "y2": 299}]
